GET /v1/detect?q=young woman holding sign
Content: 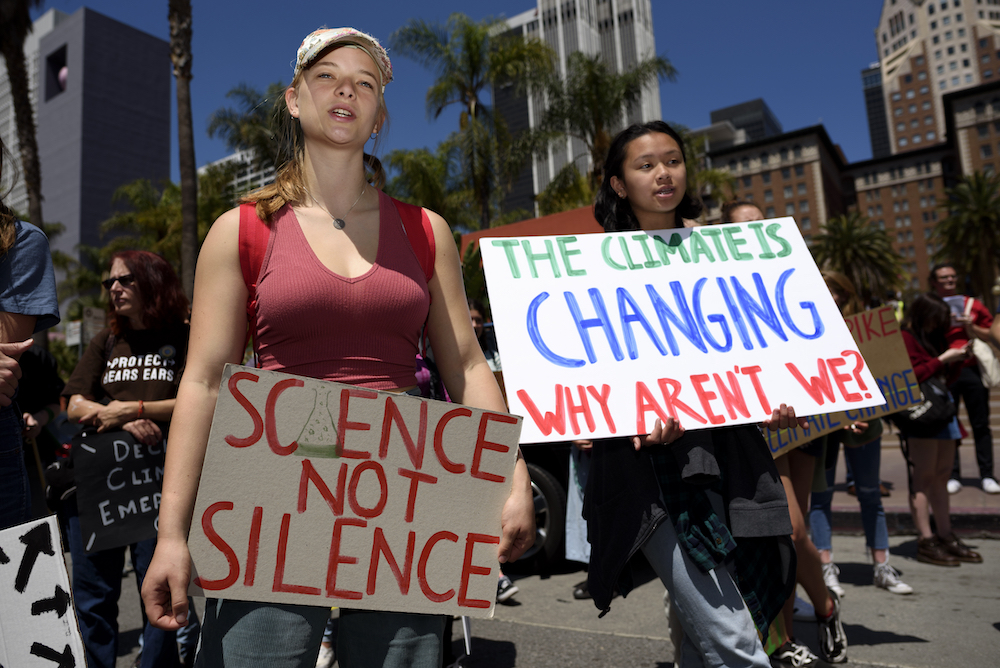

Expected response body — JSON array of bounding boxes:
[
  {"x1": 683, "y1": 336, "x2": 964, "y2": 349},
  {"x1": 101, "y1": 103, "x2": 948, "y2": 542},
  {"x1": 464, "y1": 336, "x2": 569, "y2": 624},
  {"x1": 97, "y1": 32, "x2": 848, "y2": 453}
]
[
  {"x1": 63, "y1": 250, "x2": 188, "y2": 668},
  {"x1": 141, "y1": 27, "x2": 533, "y2": 667},
  {"x1": 586, "y1": 121, "x2": 829, "y2": 668}
]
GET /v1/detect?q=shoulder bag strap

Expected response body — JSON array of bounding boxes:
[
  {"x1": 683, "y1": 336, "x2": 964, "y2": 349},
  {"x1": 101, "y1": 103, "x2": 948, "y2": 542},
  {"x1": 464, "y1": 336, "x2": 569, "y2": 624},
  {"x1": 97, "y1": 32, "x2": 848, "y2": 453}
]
[{"x1": 238, "y1": 203, "x2": 271, "y2": 353}]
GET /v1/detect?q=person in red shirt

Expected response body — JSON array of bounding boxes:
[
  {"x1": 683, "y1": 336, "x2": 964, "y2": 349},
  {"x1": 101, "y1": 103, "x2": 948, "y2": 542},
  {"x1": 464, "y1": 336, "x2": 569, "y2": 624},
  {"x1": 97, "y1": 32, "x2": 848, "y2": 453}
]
[{"x1": 929, "y1": 264, "x2": 999, "y2": 495}]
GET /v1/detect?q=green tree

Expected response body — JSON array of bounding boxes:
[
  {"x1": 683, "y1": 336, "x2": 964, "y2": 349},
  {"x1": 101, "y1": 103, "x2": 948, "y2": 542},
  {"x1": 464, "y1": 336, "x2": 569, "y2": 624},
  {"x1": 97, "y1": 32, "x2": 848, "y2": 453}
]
[
  {"x1": 675, "y1": 125, "x2": 734, "y2": 223},
  {"x1": 391, "y1": 14, "x2": 554, "y2": 228},
  {"x1": 207, "y1": 81, "x2": 286, "y2": 172},
  {"x1": 539, "y1": 51, "x2": 676, "y2": 192},
  {"x1": 169, "y1": 0, "x2": 197, "y2": 299},
  {"x1": 809, "y1": 212, "x2": 904, "y2": 305},
  {"x1": 0, "y1": 0, "x2": 45, "y2": 229},
  {"x1": 535, "y1": 163, "x2": 592, "y2": 216},
  {"x1": 932, "y1": 171, "x2": 1000, "y2": 313},
  {"x1": 384, "y1": 140, "x2": 476, "y2": 229}
]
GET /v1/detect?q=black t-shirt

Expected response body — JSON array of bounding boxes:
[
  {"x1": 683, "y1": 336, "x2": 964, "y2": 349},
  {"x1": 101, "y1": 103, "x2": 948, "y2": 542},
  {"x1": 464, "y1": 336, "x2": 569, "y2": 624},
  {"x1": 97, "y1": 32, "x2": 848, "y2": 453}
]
[{"x1": 63, "y1": 324, "x2": 189, "y2": 405}]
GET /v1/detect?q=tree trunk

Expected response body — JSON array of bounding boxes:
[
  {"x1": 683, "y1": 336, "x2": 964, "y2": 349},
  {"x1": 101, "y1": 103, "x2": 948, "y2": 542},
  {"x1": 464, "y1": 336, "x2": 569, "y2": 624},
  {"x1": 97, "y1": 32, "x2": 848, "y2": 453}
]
[
  {"x1": 169, "y1": 0, "x2": 197, "y2": 300},
  {"x1": 0, "y1": 40, "x2": 43, "y2": 230}
]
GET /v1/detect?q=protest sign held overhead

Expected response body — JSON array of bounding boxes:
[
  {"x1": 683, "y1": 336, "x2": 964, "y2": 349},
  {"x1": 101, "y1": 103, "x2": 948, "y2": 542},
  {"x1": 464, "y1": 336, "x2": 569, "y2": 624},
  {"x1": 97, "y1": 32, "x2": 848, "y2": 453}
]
[
  {"x1": 188, "y1": 364, "x2": 522, "y2": 619},
  {"x1": 480, "y1": 218, "x2": 886, "y2": 443},
  {"x1": 74, "y1": 430, "x2": 166, "y2": 553},
  {"x1": 764, "y1": 305, "x2": 922, "y2": 457},
  {"x1": 0, "y1": 516, "x2": 86, "y2": 667}
]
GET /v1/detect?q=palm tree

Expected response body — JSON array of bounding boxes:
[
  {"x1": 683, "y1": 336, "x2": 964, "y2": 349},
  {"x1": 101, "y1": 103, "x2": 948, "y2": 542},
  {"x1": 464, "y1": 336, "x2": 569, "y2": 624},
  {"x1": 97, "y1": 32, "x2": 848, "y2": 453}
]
[
  {"x1": 932, "y1": 171, "x2": 1000, "y2": 313},
  {"x1": 675, "y1": 125, "x2": 734, "y2": 223},
  {"x1": 207, "y1": 82, "x2": 286, "y2": 172},
  {"x1": 539, "y1": 51, "x2": 676, "y2": 191},
  {"x1": 809, "y1": 212, "x2": 904, "y2": 305},
  {"x1": 384, "y1": 141, "x2": 477, "y2": 230},
  {"x1": 390, "y1": 14, "x2": 554, "y2": 228},
  {"x1": 169, "y1": 0, "x2": 197, "y2": 299},
  {"x1": 0, "y1": 0, "x2": 45, "y2": 229},
  {"x1": 536, "y1": 163, "x2": 592, "y2": 217}
]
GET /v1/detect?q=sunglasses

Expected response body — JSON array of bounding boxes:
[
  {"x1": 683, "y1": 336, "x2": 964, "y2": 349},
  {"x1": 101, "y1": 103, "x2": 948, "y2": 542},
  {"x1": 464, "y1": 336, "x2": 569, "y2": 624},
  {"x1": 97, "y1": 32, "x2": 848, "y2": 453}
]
[{"x1": 102, "y1": 274, "x2": 136, "y2": 290}]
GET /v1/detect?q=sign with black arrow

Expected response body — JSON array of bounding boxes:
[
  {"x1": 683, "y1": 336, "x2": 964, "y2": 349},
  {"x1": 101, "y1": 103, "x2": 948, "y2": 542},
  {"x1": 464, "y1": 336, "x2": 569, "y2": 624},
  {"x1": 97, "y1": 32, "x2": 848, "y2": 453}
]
[{"x1": 0, "y1": 517, "x2": 85, "y2": 666}]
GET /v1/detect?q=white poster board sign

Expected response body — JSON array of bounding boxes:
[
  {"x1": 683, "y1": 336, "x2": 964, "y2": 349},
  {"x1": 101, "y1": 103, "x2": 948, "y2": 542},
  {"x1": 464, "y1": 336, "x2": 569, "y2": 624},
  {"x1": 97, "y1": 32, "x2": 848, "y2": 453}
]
[
  {"x1": 188, "y1": 365, "x2": 522, "y2": 619},
  {"x1": 0, "y1": 516, "x2": 86, "y2": 668},
  {"x1": 480, "y1": 218, "x2": 886, "y2": 443}
]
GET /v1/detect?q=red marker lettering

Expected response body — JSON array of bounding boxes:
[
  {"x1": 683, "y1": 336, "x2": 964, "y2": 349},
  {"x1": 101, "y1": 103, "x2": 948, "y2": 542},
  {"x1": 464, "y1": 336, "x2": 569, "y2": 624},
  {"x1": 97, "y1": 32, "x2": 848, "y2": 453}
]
[
  {"x1": 347, "y1": 461, "x2": 388, "y2": 519},
  {"x1": 417, "y1": 531, "x2": 458, "y2": 603},
  {"x1": 326, "y1": 517, "x2": 366, "y2": 600},
  {"x1": 225, "y1": 372, "x2": 263, "y2": 448},
  {"x1": 516, "y1": 386, "x2": 566, "y2": 436},
  {"x1": 586, "y1": 384, "x2": 617, "y2": 433},
  {"x1": 458, "y1": 533, "x2": 499, "y2": 609},
  {"x1": 297, "y1": 459, "x2": 347, "y2": 515},
  {"x1": 471, "y1": 413, "x2": 515, "y2": 483},
  {"x1": 193, "y1": 501, "x2": 239, "y2": 591},
  {"x1": 690, "y1": 374, "x2": 725, "y2": 425},
  {"x1": 366, "y1": 528, "x2": 415, "y2": 596},
  {"x1": 398, "y1": 468, "x2": 438, "y2": 523},
  {"x1": 379, "y1": 396, "x2": 428, "y2": 469},
  {"x1": 337, "y1": 388, "x2": 377, "y2": 459},
  {"x1": 433, "y1": 408, "x2": 471, "y2": 474},
  {"x1": 273, "y1": 513, "x2": 320, "y2": 595},
  {"x1": 265, "y1": 378, "x2": 304, "y2": 455}
]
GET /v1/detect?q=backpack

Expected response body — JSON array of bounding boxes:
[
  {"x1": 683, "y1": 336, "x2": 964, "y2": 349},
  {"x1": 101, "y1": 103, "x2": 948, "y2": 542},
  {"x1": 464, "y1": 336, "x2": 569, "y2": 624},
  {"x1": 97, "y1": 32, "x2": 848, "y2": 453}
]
[{"x1": 237, "y1": 196, "x2": 436, "y2": 351}]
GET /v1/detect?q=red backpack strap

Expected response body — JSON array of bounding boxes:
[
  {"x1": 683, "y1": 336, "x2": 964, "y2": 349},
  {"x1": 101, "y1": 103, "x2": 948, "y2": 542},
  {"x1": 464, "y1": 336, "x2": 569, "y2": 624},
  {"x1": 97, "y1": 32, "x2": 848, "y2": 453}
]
[
  {"x1": 392, "y1": 197, "x2": 435, "y2": 283},
  {"x1": 238, "y1": 203, "x2": 270, "y2": 350}
]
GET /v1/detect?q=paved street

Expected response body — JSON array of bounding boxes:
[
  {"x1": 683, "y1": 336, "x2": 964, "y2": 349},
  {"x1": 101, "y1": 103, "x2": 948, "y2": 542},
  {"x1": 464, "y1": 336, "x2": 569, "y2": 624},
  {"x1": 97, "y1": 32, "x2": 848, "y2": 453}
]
[{"x1": 110, "y1": 533, "x2": 1000, "y2": 667}]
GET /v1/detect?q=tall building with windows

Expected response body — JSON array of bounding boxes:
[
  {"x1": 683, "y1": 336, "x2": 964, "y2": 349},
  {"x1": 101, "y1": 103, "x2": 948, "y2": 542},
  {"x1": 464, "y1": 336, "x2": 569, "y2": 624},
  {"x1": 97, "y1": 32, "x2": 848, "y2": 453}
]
[
  {"x1": 1, "y1": 8, "x2": 169, "y2": 267},
  {"x1": 875, "y1": 0, "x2": 1000, "y2": 154},
  {"x1": 862, "y1": 63, "x2": 892, "y2": 158},
  {"x1": 499, "y1": 0, "x2": 661, "y2": 214}
]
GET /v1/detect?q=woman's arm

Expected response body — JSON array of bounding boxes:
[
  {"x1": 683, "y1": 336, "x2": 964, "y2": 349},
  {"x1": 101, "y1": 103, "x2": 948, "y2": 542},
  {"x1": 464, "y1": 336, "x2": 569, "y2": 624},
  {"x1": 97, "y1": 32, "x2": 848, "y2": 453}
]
[
  {"x1": 142, "y1": 208, "x2": 249, "y2": 629},
  {"x1": 423, "y1": 211, "x2": 535, "y2": 564},
  {"x1": 0, "y1": 313, "x2": 35, "y2": 407}
]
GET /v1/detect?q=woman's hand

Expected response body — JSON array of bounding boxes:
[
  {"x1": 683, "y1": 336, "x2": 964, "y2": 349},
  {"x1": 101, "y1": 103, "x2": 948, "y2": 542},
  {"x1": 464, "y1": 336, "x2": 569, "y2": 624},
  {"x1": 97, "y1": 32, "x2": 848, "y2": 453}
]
[
  {"x1": 572, "y1": 439, "x2": 593, "y2": 452},
  {"x1": 846, "y1": 421, "x2": 869, "y2": 435},
  {"x1": 122, "y1": 419, "x2": 163, "y2": 446},
  {"x1": 632, "y1": 417, "x2": 684, "y2": 450},
  {"x1": 93, "y1": 400, "x2": 138, "y2": 431},
  {"x1": 142, "y1": 537, "x2": 193, "y2": 630},
  {"x1": 761, "y1": 404, "x2": 810, "y2": 431},
  {"x1": 22, "y1": 412, "x2": 42, "y2": 440},
  {"x1": 497, "y1": 457, "x2": 535, "y2": 564},
  {"x1": 938, "y1": 343, "x2": 970, "y2": 365}
]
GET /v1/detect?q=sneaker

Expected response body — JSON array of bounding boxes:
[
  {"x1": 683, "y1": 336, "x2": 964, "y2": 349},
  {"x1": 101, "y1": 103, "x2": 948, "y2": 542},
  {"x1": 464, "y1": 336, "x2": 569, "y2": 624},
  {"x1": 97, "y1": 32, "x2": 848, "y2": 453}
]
[
  {"x1": 941, "y1": 533, "x2": 983, "y2": 563},
  {"x1": 947, "y1": 478, "x2": 962, "y2": 494},
  {"x1": 982, "y1": 477, "x2": 1000, "y2": 494},
  {"x1": 916, "y1": 536, "x2": 960, "y2": 566},
  {"x1": 769, "y1": 640, "x2": 833, "y2": 668},
  {"x1": 497, "y1": 574, "x2": 519, "y2": 602},
  {"x1": 873, "y1": 561, "x2": 913, "y2": 594},
  {"x1": 315, "y1": 643, "x2": 334, "y2": 668},
  {"x1": 821, "y1": 562, "x2": 845, "y2": 598},
  {"x1": 792, "y1": 593, "x2": 816, "y2": 621},
  {"x1": 816, "y1": 589, "x2": 848, "y2": 664}
]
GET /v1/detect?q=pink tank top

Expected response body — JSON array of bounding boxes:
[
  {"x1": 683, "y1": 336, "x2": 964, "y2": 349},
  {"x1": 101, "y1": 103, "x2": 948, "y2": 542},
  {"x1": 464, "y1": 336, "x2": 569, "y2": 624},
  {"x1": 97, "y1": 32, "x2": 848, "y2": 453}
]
[{"x1": 254, "y1": 191, "x2": 430, "y2": 389}]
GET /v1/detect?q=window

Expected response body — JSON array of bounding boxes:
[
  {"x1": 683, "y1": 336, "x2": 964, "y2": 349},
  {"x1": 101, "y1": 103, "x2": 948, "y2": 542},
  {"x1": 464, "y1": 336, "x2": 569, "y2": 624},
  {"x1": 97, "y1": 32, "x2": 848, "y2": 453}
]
[
  {"x1": 928, "y1": 130, "x2": 937, "y2": 139},
  {"x1": 920, "y1": 85, "x2": 929, "y2": 93},
  {"x1": 931, "y1": 20, "x2": 939, "y2": 29},
  {"x1": 799, "y1": 200, "x2": 809, "y2": 212},
  {"x1": 877, "y1": 204, "x2": 883, "y2": 214},
  {"x1": 785, "y1": 203, "x2": 795, "y2": 215},
  {"x1": 909, "y1": 103, "x2": 918, "y2": 112},
  {"x1": 900, "y1": 137, "x2": 910, "y2": 147},
  {"x1": 987, "y1": 70, "x2": 994, "y2": 78},
  {"x1": 765, "y1": 207, "x2": 775, "y2": 218},
  {"x1": 917, "y1": 55, "x2": 926, "y2": 65},
  {"x1": 762, "y1": 171, "x2": 771, "y2": 184},
  {"x1": 941, "y1": 79, "x2": 948, "y2": 89},
  {"x1": 926, "y1": 115, "x2": 935, "y2": 125},
  {"x1": 945, "y1": 30, "x2": 953, "y2": 40},
  {"x1": 44, "y1": 45, "x2": 68, "y2": 101},
  {"x1": 919, "y1": 70, "x2": 928, "y2": 80},
  {"x1": 795, "y1": 165, "x2": 804, "y2": 177},
  {"x1": 760, "y1": 152, "x2": 770, "y2": 165},
  {"x1": 906, "y1": 89, "x2": 916, "y2": 98},
  {"x1": 912, "y1": 118, "x2": 920, "y2": 128},
  {"x1": 920, "y1": 197, "x2": 927, "y2": 207},
  {"x1": 782, "y1": 167, "x2": 791, "y2": 179},
  {"x1": 903, "y1": 200, "x2": 910, "y2": 210},
  {"x1": 966, "y1": 73, "x2": 973, "y2": 82},
  {"x1": 893, "y1": 201, "x2": 901, "y2": 212},
  {"x1": 742, "y1": 176, "x2": 752, "y2": 187},
  {"x1": 986, "y1": 54, "x2": 994, "y2": 64},
  {"x1": 923, "y1": 100, "x2": 932, "y2": 109},
  {"x1": 793, "y1": 145, "x2": 802, "y2": 158},
  {"x1": 963, "y1": 58, "x2": 970, "y2": 66},
  {"x1": 780, "y1": 148, "x2": 788, "y2": 161},
  {"x1": 938, "y1": 64, "x2": 945, "y2": 73},
  {"x1": 905, "y1": 74, "x2": 913, "y2": 83},
  {"x1": 783, "y1": 186, "x2": 793, "y2": 198},
  {"x1": 943, "y1": 15, "x2": 951, "y2": 24},
  {"x1": 868, "y1": 206, "x2": 875, "y2": 216},
  {"x1": 952, "y1": 76, "x2": 960, "y2": 85},
  {"x1": 801, "y1": 217, "x2": 811, "y2": 230},
  {"x1": 764, "y1": 190, "x2": 773, "y2": 202},
  {"x1": 935, "y1": 50, "x2": 943, "y2": 59},
  {"x1": 897, "y1": 122, "x2": 906, "y2": 131},
  {"x1": 895, "y1": 107, "x2": 904, "y2": 116},
  {"x1": 797, "y1": 183, "x2": 807, "y2": 195},
  {"x1": 950, "y1": 60, "x2": 958, "y2": 69},
  {"x1": 948, "y1": 46, "x2": 956, "y2": 55},
  {"x1": 742, "y1": 157, "x2": 749, "y2": 169},
  {"x1": 934, "y1": 35, "x2": 940, "y2": 44},
  {"x1": 892, "y1": 92, "x2": 902, "y2": 101},
  {"x1": 982, "y1": 144, "x2": 993, "y2": 157},
  {"x1": 729, "y1": 159, "x2": 737, "y2": 171},
  {"x1": 979, "y1": 124, "x2": 990, "y2": 137}
]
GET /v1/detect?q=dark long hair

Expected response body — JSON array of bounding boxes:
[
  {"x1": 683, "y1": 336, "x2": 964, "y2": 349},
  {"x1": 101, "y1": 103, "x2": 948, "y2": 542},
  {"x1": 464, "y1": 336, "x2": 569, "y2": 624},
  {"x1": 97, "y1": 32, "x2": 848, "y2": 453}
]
[
  {"x1": 901, "y1": 292, "x2": 950, "y2": 356},
  {"x1": 593, "y1": 121, "x2": 702, "y2": 232},
  {"x1": 108, "y1": 251, "x2": 189, "y2": 335}
]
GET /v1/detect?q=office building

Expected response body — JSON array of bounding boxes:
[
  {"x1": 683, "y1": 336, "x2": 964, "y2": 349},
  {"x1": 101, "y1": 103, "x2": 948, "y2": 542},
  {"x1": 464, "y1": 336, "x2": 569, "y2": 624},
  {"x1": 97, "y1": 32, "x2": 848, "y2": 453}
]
[
  {"x1": 500, "y1": 0, "x2": 661, "y2": 214},
  {"x1": 710, "y1": 99, "x2": 782, "y2": 143},
  {"x1": 862, "y1": 63, "x2": 892, "y2": 158},
  {"x1": 1, "y1": 7, "x2": 169, "y2": 263}
]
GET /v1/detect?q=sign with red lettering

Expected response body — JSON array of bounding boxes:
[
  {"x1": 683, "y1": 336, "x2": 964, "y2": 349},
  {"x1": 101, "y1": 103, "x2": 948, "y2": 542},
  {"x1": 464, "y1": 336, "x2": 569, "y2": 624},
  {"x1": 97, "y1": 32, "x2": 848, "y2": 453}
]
[
  {"x1": 764, "y1": 305, "x2": 921, "y2": 457},
  {"x1": 480, "y1": 218, "x2": 886, "y2": 443},
  {"x1": 187, "y1": 365, "x2": 522, "y2": 618},
  {"x1": 0, "y1": 517, "x2": 86, "y2": 667}
]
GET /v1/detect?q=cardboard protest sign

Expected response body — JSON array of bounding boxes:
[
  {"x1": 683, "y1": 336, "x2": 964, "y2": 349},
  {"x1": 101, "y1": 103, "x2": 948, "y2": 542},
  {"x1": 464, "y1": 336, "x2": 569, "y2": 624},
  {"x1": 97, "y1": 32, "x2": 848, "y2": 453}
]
[
  {"x1": 74, "y1": 430, "x2": 165, "y2": 552},
  {"x1": 188, "y1": 364, "x2": 522, "y2": 619},
  {"x1": 0, "y1": 516, "x2": 86, "y2": 667},
  {"x1": 764, "y1": 305, "x2": 922, "y2": 456},
  {"x1": 480, "y1": 218, "x2": 886, "y2": 443}
]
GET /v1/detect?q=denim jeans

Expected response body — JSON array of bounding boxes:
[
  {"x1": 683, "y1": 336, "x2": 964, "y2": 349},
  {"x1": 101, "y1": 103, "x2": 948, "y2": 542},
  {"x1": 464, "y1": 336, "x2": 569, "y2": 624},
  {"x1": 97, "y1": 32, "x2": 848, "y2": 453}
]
[
  {"x1": 640, "y1": 520, "x2": 770, "y2": 668},
  {"x1": 810, "y1": 438, "x2": 889, "y2": 552},
  {"x1": 63, "y1": 499, "x2": 179, "y2": 668},
  {"x1": 0, "y1": 406, "x2": 30, "y2": 530}
]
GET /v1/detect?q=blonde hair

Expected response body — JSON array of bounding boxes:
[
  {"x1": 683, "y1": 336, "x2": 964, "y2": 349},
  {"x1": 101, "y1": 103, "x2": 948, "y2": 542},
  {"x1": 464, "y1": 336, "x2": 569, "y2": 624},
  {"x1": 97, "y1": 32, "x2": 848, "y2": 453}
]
[
  {"x1": 242, "y1": 44, "x2": 390, "y2": 223},
  {"x1": 822, "y1": 270, "x2": 864, "y2": 316}
]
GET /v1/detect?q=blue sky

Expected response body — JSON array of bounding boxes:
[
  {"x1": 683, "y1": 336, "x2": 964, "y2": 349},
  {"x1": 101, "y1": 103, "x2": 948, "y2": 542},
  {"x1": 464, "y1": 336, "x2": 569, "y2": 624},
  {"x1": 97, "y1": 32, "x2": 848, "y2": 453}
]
[{"x1": 33, "y1": 1, "x2": 884, "y2": 182}]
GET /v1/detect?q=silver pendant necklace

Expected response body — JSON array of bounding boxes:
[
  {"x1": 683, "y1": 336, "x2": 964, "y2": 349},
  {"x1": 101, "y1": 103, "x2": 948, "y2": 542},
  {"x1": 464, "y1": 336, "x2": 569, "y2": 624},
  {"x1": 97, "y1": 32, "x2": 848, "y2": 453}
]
[{"x1": 304, "y1": 182, "x2": 367, "y2": 230}]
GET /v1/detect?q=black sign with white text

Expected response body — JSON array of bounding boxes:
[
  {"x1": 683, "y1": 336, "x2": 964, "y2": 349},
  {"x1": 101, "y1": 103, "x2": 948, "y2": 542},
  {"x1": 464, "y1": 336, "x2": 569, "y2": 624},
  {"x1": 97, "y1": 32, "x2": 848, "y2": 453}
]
[{"x1": 73, "y1": 431, "x2": 165, "y2": 553}]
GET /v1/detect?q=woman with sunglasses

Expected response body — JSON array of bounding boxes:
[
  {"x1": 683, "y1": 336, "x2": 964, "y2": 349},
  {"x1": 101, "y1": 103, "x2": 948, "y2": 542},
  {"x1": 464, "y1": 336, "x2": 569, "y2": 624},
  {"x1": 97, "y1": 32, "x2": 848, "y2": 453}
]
[{"x1": 63, "y1": 250, "x2": 189, "y2": 668}]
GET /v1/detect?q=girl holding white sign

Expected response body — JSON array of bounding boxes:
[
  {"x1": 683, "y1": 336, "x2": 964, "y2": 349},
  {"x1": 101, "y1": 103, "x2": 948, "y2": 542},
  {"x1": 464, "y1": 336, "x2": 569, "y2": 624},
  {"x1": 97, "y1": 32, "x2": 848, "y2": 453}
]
[
  {"x1": 586, "y1": 121, "x2": 818, "y2": 668},
  {"x1": 141, "y1": 27, "x2": 534, "y2": 668}
]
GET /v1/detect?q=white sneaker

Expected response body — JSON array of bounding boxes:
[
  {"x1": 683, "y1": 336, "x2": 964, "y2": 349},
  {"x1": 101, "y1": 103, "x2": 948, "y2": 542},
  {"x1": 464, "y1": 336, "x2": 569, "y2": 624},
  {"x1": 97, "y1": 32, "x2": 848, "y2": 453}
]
[
  {"x1": 792, "y1": 593, "x2": 816, "y2": 621},
  {"x1": 873, "y1": 561, "x2": 913, "y2": 595},
  {"x1": 822, "y1": 562, "x2": 845, "y2": 598},
  {"x1": 947, "y1": 478, "x2": 962, "y2": 494},
  {"x1": 982, "y1": 477, "x2": 1000, "y2": 494}
]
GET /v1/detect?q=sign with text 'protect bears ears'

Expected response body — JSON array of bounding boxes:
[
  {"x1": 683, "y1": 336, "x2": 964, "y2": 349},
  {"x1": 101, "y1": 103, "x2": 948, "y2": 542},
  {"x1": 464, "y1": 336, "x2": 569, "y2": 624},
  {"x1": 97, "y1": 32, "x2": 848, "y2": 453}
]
[
  {"x1": 0, "y1": 516, "x2": 86, "y2": 668},
  {"x1": 188, "y1": 364, "x2": 522, "y2": 619},
  {"x1": 480, "y1": 218, "x2": 886, "y2": 443}
]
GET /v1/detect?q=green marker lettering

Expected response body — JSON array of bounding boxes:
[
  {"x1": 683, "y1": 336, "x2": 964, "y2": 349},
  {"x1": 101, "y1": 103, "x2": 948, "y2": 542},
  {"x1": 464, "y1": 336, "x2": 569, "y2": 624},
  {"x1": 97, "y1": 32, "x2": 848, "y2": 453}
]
[
  {"x1": 688, "y1": 231, "x2": 716, "y2": 263},
  {"x1": 491, "y1": 239, "x2": 522, "y2": 278},
  {"x1": 602, "y1": 237, "x2": 628, "y2": 270},
  {"x1": 521, "y1": 239, "x2": 562, "y2": 278},
  {"x1": 722, "y1": 226, "x2": 753, "y2": 261},
  {"x1": 632, "y1": 234, "x2": 662, "y2": 268},
  {"x1": 557, "y1": 236, "x2": 587, "y2": 277},
  {"x1": 747, "y1": 223, "x2": 775, "y2": 259},
  {"x1": 699, "y1": 228, "x2": 729, "y2": 261},
  {"x1": 765, "y1": 223, "x2": 793, "y2": 258}
]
